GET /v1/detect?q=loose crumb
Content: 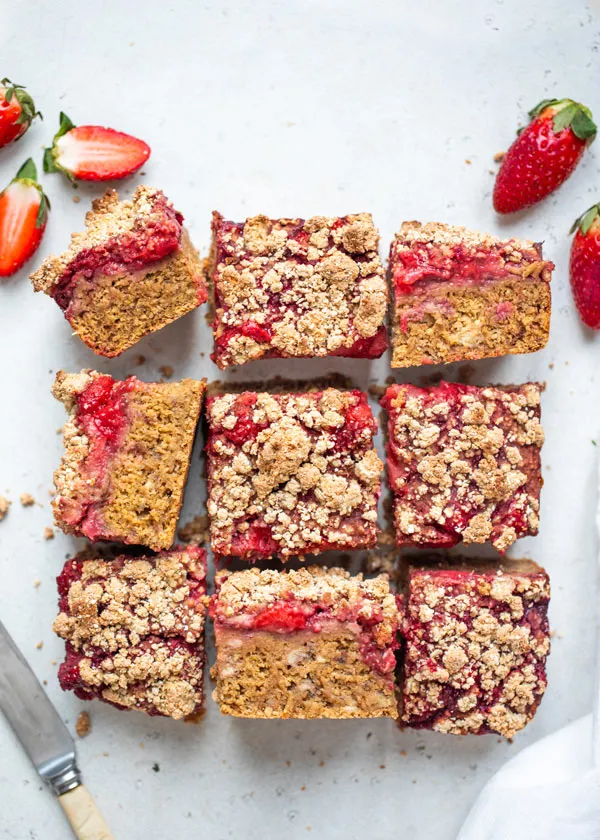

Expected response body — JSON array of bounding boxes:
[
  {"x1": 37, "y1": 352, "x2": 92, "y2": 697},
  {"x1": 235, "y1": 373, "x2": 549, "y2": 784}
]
[
  {"x1": 43, "y1": 526, "x2": 55, "y2": 540},
  {"x1": 494, "y1": 151, "x2": 506, "y2": 162},
  {"x1": 135, "y1": 355, "x2": 146, "y2": 366},
  {"x1": 33, "y1": 579, "x2": 41, "y2": 588},
  {"x1": 0, "y1": 496, "x2": 10, "y2": 521},
  {"x1": 76, "y1": 711, "x2": 91, "y2": 737},
  {"x1": 465, "y1": 159, "x2": 471, "y2": 165},
  {"x1": 368, "y1": 383, "x2": 386, "y2": 398},
  {"x1": 20, "y1": 493, "x2": 35, "y2": 507},
  {"x1": 159, "y1": 365, "x2": 174, "y2": 379},
  {"x1": 548, "y1": 363, "x2": 554, "y2": 370},
  {"x1": 72, "y1": 195, "x2": 80, "y2": 204},
  {"x1": 36, "y1": 641, "x2": 43, "y2": 650},
  {"x1": 56, "y1": 427, "x2": 63, "y2": 435},
  {"x1": 178, "y1": 514, "x2": 210, "y2": 545}
]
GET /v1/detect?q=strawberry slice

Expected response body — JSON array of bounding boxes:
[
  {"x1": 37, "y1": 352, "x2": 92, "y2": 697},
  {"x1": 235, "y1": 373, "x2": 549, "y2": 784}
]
[
  {"x1": 43, "y1": 112, "x2": 151, "y2": 181},
  {"x1": 0, "y1": 159, "x2": 50, "y2": 277},
  {"x1": 0, "y1": 79, "x2": 41, "y2": 148}
]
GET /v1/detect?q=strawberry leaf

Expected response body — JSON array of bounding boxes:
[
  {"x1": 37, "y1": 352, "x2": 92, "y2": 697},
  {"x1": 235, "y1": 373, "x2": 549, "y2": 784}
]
[
  {"x1": 552, "y1": 103, "x2": 579, "y2": 133},
  {"x1": 35, "y1": 192, "x2": 50, "y2": 229},
  {"x1": 528, "y1": 98, "x2": 561, "y2": 120},
  {"x1": 15, "y1": 158, "x2": 37, "y2": 181},
  {"x1": 570, "y1": 204, "x2": 600, "y2": 236},
  {"x1": 55, "y1": 111, "x2": 75, "y2": 139},
  {"x1": 571, "y1": 108, "x2": 597, "y2": 142}
]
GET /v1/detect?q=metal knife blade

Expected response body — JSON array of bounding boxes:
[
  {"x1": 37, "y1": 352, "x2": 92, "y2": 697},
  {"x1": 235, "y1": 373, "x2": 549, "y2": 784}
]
[{"x1": 0, "y1": 619, "x2": 80, "y2": 792}]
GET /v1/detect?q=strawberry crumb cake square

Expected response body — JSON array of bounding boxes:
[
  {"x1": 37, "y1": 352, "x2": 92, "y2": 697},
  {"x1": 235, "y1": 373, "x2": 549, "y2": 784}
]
[
  {"x1": 30, "y1": 186, "x2": 207, "y2": 357},
  {"x1": 209, "y1": 212, "x2": 388, "y2": 368},
  {"x1": 211, "y1": 566, "x2": 399, "y2": 719},
  {"x1": 399, "y1": 560, "x2": 551, "y2": 738},
  {"x1": 53, "y1": 370, "x2": 205, "y2": 551},
  {"x1": 53, "y1": 546, "x2": 208, "y2": 720},
  {"x1": 389, "y1": 221, "x2": 553, "y2": 368},
  {"x1": 381, "y1": 381, "x2": 544, "y2": 553},
  {"x1": 206, "y1": 388, "x2": 383, "y2": 560}
]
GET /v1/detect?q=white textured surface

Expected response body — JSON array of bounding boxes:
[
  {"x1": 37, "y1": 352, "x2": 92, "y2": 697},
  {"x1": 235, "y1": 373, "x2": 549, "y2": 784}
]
[{"x1": 1, "y1": 1, "x2": 600, "y2": 838}]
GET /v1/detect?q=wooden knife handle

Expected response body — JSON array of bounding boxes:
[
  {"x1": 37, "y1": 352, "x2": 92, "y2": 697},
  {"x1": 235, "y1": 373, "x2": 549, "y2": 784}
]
[{"x1": 58, "y1": 785, "x2": 114, "y2": 840}]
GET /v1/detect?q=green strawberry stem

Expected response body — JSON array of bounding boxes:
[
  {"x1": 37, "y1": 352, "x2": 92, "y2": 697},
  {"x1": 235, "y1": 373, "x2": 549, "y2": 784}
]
[
  {"x1": 529, "y1": 98, "x2": 597, "y2": 143},
  {"x1": 571, "y1": 204, "x2": 600, "y2": 236},
  {"x1": 43, "y1": 112, "x2": 76, "y2": 178}
]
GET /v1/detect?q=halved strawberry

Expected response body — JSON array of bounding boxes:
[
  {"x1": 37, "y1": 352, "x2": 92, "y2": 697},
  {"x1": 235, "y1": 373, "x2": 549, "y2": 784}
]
[
  {"x1": 0, "y1": 79, "x2": 42, "y2": 148},
  {"x1": 43, "y1": 112, "x2": 151, "y2": 181},
  {"x1": 0, "y1": 159, "x2": 50, "y2": 277}
]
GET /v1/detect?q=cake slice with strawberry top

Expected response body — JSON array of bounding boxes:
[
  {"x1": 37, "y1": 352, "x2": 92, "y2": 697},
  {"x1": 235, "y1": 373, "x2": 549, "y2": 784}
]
[
  {"x1": 381, "y1": 381, "x2": 544, "y2": 553},
  {"x1": 31, "y1": 186, "x2": 207, "y2": 357},
  {"x1": 52, "y1": 370, "x2": 205, "y2": 551},
  {"x1": 53, "y1": 546, "x2": 208, "y2": 720},
  {"x1": 389, "y1": 221, "x2": 553, "y2": 368},
  {"x1": 399, "y1": 559, "x2": 551, "y2": 738},
  {"x1": 206, "y1": 387, "x2": 383, "y2": 560},
  {"x1": 209, "y1": 212, "x2": 388, "y2": 368},
  {"x1": 211, "y1": 565, "x2": 400, "y2": 719}
]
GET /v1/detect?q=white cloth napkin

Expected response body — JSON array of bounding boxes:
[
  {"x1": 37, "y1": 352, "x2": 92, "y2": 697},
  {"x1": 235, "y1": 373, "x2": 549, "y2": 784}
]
[
  {"x1": 457, "y1": 716, "x2": 600, "y2": 840},
  {"x1": 457, "y1": 462, "x2": 600, "y2": 840}
]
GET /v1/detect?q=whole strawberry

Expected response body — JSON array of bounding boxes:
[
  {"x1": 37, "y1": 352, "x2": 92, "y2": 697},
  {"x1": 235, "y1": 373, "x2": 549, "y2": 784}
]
[
  {"x1": 44, "y1": 112, "x2": 150, "y2": 181},
  {"x1": 0, "y1": 79, "x2": 41, "y2": 148},
  {"x1": 493, "y1": 98, "x2": 596, "y2": 214},
  {"x1": 0, "y1": 159, "x2": 50, "y2": 277},
  {"x1": 570, "y1": 204, "x2": 600, "y2": 329}
]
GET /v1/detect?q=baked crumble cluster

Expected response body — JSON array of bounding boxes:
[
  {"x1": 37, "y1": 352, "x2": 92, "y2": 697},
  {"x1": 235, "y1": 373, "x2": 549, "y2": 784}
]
[
  {"x1": 399, "y1": 561, "x2": 551, "y2": 738},
  {"x1": 53, "y1": 546, "x2": 208, "y2": 720},
  {"x1": 381, "y1": 381, "x2": 544, "y2": 553},
  {"x1": 389, "y1": 221, "x2": 553, "y2": 368},
  {"x1": 206, "y1": 388, "x2": 383, "y2": 560},
  {"x1": 30, "y1": 186, "x2": 207, "y2": 357},
  {"x1": 210, "y1": 565, "x2": 399, "y2": 719},
  {"x1": 209, "y1": 212, "x2": 388, "y2": 368},
  {"x1": 52, "y1": 369, "x2": 205, "y2": 551}
]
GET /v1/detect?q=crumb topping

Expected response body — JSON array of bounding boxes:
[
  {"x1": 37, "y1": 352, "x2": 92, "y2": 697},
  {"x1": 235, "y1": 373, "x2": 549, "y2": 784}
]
[
  {"x1": 31, "y1": 186, "x2": 183, "y2": 295},
  {"x1": 382, "y1": 381, "x2": 543, "y2": 552},
  {"x1": 390, "y1": 221, "x2": 553, "y2": 291},
  {"x1": 211, "y1": 212, "x2": 387, "y2": 367},
  {"x1": 214, "y1": 566, "x2": 397, "y2": 638},
  {"x1": 53, "y1": 548, "x2": 207, "y2": 720},
  {"x1": 394, "y1": 220, "x2": 546, "y2": 263},
  {"x1": 401, "y1": 565, "x2": 551, "y2": 738},
  {"x1": 206, "y1": 389, "x2": 382, "y2": 558}
]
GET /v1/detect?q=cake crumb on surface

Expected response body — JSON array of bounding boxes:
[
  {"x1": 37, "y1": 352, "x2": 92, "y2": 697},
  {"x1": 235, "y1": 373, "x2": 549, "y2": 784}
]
[
  {"x1": 20, "y1": 493, "x2": 35, "y2": 507},
  {"x1": 43, "y1": 526, "x2": 55, "y2": 540},
  {"x1": 135, "y1": 355, "x2": 146, "y2": 366},
  {"x1": 36, "y1": 641, "x2": 43, "y2": 650},
  {"x1": 33, "y1": 579, "x2": 41, "y2": 588},
  {"x1": 494, "y1": 151, "x2": 506, "y2": 162},
  {"x1": 178, "y1": 514, "x2": 210, "y2": 544},
  {"x1": 0, "y1": 496, "x2": 10, "y2": 520},
  {"x1": 159, "y1": 365, "x2": 174, "y2": 379},
  {"x1": 76, "y1": 711, "x2": 91, "y2": 737}
]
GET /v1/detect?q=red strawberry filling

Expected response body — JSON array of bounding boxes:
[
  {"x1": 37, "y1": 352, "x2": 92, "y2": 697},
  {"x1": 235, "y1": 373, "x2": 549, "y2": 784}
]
[
  {"x1": 392, "y1": 241, "x2": 538, "y2": 294},
  {"x1": 51, "y1": 198, "x2": 184, "y2": 311},
  {"x1": 57, "y1": 375, "x2": 134, "y2": 537},
  {"x1": 211, "y1": 596, "x2": 398, "y2": 677}
]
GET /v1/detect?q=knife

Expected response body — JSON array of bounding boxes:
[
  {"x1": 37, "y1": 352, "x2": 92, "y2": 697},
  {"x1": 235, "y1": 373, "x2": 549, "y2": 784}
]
[{"x1": 0, "y1": 620, "x2": 114, "y2": 840}]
